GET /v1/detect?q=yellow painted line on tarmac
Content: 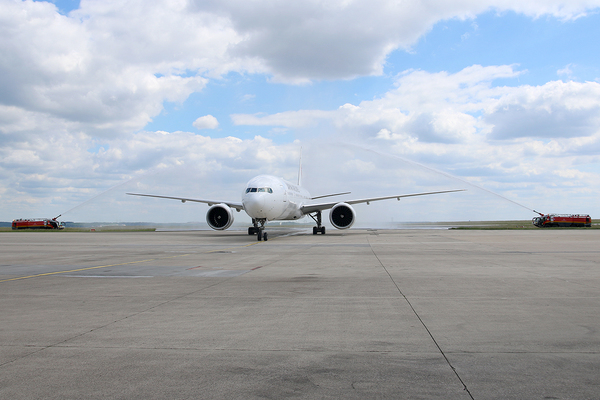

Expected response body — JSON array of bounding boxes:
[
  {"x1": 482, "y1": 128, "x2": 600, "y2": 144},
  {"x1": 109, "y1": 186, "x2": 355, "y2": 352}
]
[
  {"x1": 0, "y1": 240, "x2": 265, "y2": 284},
  {"x1": 0, "y1": 259, "x2": 155, "y2": 283},
  {"x1": 0, "y1": 253, "x2": 193, "y2": 284}
]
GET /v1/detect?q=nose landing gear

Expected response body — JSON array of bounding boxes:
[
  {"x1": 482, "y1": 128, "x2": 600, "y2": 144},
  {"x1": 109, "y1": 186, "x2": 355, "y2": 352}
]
[{"x1": 248, "y1": 219, "x2": 268, "y2": 241}]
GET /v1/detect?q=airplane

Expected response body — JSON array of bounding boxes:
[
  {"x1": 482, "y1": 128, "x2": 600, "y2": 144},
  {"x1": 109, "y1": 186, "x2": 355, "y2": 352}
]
[{"x1": 127, "y1": 162, "x2": 464, "y2": 241}]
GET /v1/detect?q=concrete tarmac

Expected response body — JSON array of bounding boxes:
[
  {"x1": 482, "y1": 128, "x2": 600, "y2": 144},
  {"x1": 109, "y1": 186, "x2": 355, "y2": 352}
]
[{"x1": 1, "y1": 228, "x2": 599, "y2": 399}]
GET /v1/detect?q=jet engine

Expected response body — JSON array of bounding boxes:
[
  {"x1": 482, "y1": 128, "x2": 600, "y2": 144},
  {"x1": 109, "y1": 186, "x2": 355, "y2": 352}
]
[
  {"x1": 329, "y1": 202, "x2": 355, "y2": 230},
  {"x1": 206, "y1": 204, "x2": 234, "y2": 230}
]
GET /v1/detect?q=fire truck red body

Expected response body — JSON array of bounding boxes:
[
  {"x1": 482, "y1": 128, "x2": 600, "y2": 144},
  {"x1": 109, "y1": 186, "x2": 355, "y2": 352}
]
[
  {"x1": 532, "y1": 213, "x2": 591, "y2": 228},
  {"x1": 12, "y1": 217, "x2": 64, "y2": 230}
]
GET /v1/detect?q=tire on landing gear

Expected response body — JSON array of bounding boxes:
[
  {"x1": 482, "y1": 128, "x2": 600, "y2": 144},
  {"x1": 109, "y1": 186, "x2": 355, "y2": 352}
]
[
  {"x1": 313, "y1": 226, "x2": 326, "y2": 235},
  {"x1": 257, "y1": 229, "x2": 267, "y2": 241},
  {"x1": 248, "y1": 227, "x2": 256, "y2": 235}
]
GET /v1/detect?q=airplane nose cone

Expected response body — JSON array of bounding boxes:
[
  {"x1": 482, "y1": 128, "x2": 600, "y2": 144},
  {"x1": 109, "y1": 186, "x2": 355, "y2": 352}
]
[{"x1": 243, "y1": 194, "x2": 266, "y2": 218}]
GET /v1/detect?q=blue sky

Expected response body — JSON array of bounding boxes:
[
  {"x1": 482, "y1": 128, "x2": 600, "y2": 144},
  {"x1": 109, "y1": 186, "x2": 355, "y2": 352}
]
[{"x1": 2, "y1": 1, "x2": 600, "y2": 224}]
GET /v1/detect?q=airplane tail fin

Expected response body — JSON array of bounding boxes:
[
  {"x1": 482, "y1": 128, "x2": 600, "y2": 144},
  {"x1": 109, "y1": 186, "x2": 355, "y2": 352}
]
[{"x1": 298, "y1": 147, "x2": 302, "y2": 186}]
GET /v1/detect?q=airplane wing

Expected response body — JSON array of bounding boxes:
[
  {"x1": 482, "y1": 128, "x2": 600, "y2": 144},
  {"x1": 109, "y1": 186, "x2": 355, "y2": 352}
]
[
  {"x1": 126, "y1": 193, "x2": 244, "y2": 211},
  {"x1": 300, "y1": 189, "x2": 465, "y2": 215},
  {"x1": 311, "y1": 192, "x2": 351, "y2": 200}
]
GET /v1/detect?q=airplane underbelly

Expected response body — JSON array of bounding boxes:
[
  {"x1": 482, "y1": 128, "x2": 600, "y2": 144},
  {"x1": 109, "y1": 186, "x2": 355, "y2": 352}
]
[
  {"x1": 275, "y1": 202, "x2": 303, "y2": 220},
  {"x1": 266, "y1": 199, "x2": 287, "y2": 220}
]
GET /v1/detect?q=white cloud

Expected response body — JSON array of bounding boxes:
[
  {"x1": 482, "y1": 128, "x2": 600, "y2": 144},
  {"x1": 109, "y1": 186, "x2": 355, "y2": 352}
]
[
  {"x1": 2, "y1": 1, "x2": 600, "y2": 223},
  {"x1": 0, "y1": 0, "x2": 220, "y2": 137},
  {"x1": 193, "y1": 115, "x2": 219, "y2": 130},
  {"x1": 230, "y1": 65, "x2": 600, "y2": 216},
  {"x1": 485, "y1": 81, "x2": 600, "y2": 140},
  {"x1": 557, "y1": 63, "x2": 575, "y2": 78},
  {"x1": 1, "y1": 0, "x2": 598, "y2": 138},
  {"x1": 0, "y1": 130, "x2": 303, "y2": 221},
  {"x1": 233, "y1": 65, "x2": 600, "y2": 147},
  {"x1": 189, "y1": 0, "x2": 600, "y2": 82}
]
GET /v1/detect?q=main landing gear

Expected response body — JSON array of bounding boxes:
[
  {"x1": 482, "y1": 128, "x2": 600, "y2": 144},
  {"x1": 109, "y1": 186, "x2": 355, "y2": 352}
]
[
  {"x1": 309, "y1": 211, "x2": 326, "y2": 235},
  {"x1": 248, "y1": 219, "x2": 268, "y2": 241}
]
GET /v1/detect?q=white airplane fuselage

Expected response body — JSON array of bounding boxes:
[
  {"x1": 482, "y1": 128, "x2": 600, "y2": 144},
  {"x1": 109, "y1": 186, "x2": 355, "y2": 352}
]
[{"x1": 242, "y1": 175, "x2": 309, "y2": 221}]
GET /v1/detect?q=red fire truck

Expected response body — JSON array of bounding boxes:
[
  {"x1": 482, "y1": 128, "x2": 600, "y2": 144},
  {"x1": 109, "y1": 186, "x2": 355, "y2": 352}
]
[
  {"x1": 532, "y1": 212, "x2": 591, "y2": 228},
  {"x1": 12, "y1": 215, "x2": 64, "y2": 230}
]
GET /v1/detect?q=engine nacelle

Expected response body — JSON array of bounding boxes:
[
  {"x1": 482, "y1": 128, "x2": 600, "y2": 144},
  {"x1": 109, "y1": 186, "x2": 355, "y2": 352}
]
[
  {"x1": 329, "y1": 202, "x2": 355, "y2": 230},
  {"x1": 206, "y1": 204, "x2": 234, "y2": 230}
]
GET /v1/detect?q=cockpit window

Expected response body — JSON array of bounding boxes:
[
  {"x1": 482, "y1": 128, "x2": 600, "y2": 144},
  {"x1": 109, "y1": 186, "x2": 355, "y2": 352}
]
[{"x1": 246, "y1": 187, "x2": 273, "y2": 193}]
